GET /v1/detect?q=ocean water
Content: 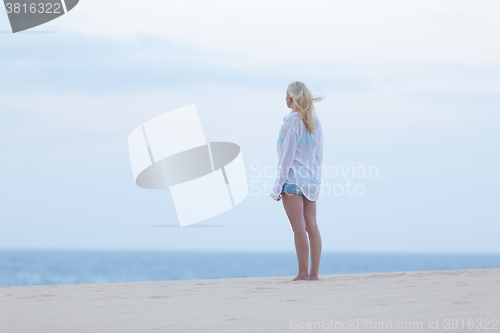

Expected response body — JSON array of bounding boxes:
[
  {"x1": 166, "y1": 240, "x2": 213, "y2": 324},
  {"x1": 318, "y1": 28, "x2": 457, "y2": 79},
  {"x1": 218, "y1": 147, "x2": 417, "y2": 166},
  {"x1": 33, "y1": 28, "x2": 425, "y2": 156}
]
[{"x1": 1, "y1": 250, "x2": 499, "y2": 287}]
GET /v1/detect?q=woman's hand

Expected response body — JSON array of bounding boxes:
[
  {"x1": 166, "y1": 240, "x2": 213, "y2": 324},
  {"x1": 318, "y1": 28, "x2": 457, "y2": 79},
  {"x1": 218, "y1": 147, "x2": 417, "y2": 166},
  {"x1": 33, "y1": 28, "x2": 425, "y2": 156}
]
[{"x1": 276, "y1": 194, "x2": 282, "y2": 201}]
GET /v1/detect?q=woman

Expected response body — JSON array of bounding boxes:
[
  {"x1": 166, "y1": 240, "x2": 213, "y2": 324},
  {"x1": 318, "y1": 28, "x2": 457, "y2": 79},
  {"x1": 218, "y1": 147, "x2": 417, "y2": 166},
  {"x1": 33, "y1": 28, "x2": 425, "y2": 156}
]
[{"x1": 270, "y1": 81, "x2": 324, "y2": 281}]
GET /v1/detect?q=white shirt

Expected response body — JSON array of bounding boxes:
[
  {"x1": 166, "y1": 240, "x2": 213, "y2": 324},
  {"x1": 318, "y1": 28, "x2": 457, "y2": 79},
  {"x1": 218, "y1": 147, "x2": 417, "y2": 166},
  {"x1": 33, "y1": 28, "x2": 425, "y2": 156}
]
[{"x1": 270, "y1": 111, "x2": 324, "y2": 201}]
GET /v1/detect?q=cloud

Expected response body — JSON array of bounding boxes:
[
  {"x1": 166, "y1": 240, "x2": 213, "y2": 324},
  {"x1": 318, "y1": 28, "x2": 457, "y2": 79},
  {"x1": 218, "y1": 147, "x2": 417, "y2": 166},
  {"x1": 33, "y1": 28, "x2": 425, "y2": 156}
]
[
  {"x1": 34, "y1": 0, "x2": 500, "y2": 66},
  {"x1": 1, "y1": 1, "x2": 500, "y2": 252},
  {"x1": 1, "y1": 1, "x2": 499, "y2": 168}
]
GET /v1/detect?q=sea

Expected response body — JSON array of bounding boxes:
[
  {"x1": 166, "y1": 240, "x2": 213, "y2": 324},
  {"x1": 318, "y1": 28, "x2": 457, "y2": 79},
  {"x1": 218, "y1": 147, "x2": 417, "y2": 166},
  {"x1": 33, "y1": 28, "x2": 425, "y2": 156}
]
[{"x1": 1, "y1": 250, "x2": 499, "y2": 287}]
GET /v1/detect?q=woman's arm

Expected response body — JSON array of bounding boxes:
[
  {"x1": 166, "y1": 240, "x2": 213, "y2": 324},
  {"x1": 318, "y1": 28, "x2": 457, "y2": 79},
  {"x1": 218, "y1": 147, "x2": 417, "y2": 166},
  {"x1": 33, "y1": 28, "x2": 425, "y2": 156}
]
[
  {"x1": 316, "y1": 119, "x2": 324, "y2": 167},
  {"x1": 270, "y1": 123, "x2": 300, "y2": 200}
]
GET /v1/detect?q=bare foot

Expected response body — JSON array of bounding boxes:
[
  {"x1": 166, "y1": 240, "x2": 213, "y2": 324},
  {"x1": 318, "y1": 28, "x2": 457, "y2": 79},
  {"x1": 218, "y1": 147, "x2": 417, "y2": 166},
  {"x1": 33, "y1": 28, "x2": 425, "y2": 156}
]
[
  {"x1": 308, "y1": 275, "x2": 319, "y2": 281},
  {"x1": 291, "y1": 274, "x2": 310, "y2": 281}
]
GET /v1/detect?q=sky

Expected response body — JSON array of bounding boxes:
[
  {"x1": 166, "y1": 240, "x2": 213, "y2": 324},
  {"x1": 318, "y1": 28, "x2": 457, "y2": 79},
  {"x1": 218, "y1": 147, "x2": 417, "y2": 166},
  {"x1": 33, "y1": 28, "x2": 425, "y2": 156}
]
[{"x1": 1, "y1": 0, "x2": 499, "y2": 253}]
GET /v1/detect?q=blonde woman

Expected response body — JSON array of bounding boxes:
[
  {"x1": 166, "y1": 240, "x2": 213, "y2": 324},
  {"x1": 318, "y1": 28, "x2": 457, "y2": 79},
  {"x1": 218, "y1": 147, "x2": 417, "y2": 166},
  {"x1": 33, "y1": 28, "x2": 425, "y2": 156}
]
[{"x1": 270, "y1": 81, "x2": 324, "y2": 281}]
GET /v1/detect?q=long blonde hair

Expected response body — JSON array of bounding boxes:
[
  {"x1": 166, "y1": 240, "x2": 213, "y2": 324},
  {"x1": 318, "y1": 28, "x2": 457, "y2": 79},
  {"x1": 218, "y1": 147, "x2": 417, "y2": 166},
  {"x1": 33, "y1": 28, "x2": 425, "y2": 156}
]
[{"x1": 286, "y1": 81, "x2": 324, "y2": 134}]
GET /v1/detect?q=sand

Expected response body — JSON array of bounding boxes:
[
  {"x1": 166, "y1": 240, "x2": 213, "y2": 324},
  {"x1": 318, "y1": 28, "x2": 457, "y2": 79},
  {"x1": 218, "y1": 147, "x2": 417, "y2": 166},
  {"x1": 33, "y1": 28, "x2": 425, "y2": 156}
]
[{"x1": 1, "y1": 268, "x2": 499, "y2": 332}]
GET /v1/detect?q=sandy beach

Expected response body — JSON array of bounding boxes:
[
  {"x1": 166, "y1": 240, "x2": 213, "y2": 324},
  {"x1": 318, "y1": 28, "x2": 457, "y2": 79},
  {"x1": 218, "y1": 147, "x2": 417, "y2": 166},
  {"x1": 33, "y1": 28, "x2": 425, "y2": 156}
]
[{"x1": 1, "y1": 268, "x2": 499, "y2": 332}]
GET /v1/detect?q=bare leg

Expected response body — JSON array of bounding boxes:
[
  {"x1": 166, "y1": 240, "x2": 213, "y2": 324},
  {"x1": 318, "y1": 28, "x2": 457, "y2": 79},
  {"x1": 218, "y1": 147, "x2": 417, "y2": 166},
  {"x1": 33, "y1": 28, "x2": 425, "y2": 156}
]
[
  {"x1": 303, "y1": 196, "x2": 322, "y2": 280},
  {"x1": 282, "y1": 192, "x2": 309, "y2": 281}
]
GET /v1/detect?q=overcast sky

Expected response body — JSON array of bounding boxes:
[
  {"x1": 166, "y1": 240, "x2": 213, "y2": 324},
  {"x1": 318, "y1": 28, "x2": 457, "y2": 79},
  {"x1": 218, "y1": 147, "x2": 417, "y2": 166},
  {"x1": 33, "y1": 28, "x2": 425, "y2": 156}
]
[{"x1": 1, "y1": 1, "x2": 499, "y2": 252}]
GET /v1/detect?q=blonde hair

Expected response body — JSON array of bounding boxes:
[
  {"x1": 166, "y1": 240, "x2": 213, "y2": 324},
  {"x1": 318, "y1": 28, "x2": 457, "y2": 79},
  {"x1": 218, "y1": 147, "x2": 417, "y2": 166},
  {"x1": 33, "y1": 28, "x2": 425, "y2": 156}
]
[{"x1": 286, "y1": 81, "x2": 324, "y2": 133}]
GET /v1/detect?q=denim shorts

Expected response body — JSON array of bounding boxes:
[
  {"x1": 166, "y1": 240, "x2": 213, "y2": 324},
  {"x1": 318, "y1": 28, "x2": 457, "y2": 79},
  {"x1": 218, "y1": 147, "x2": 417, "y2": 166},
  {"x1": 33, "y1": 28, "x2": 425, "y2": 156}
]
[{"x1": 281, "y1": 183, "x2": 304, "y2": 196}]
